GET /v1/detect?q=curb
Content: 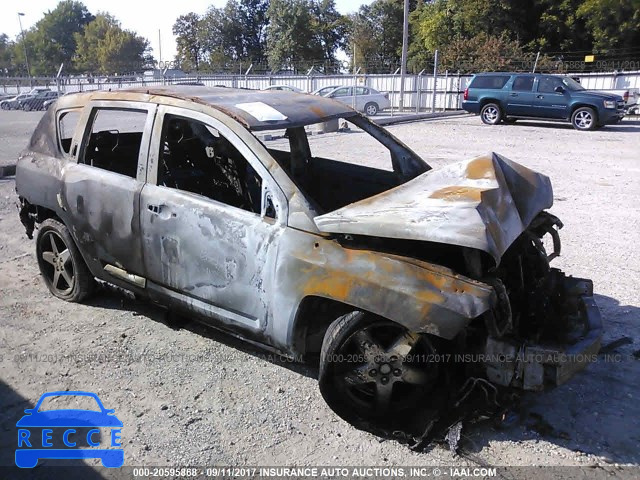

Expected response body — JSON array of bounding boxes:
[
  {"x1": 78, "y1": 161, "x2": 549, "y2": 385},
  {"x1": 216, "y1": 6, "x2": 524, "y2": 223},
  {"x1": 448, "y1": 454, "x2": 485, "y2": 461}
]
[
  {"x1": 0, "y1": 164, "x2": 16, "y2": 178},
  {"x1": 374, "y1": 110, "x2": 470, "y2": 126}
]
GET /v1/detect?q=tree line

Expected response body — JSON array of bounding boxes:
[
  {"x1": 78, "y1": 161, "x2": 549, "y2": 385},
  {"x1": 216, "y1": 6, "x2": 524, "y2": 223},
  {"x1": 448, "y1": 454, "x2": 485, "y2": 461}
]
[
  {"x1": 0, "y1": 0, "x2": 150, "y2": 76},
  {"x1": 176, "y1": 0, "x2": 640, "y2": 74},
  {"x1": 1, "y1": 0, "x2": 639, "y2": 76}
]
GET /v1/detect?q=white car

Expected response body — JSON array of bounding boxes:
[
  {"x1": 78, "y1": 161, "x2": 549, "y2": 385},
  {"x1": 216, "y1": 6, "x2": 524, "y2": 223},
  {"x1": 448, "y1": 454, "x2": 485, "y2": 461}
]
[
  {"x1": 311, "y1": 85, "x2": 341, "y2": 96},
  {"x1": 262, "y1": 85, "x2": 304, "y2": 93},
  {"x1": 324, "y1": 86, "x2": 390, "y2": 116}
]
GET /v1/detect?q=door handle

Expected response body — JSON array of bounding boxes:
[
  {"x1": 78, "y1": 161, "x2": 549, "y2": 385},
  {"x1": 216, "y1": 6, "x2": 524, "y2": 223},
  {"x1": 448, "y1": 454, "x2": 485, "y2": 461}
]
[
  {"x1": 147, "y1": 204, "x2": 162, "y2": 214},
  {"x1": 509, "y1": 93, "x2": 518, "y2": 96},
  {"x1": 537, "y1": 95, "x2": 544, "y2": 98}
]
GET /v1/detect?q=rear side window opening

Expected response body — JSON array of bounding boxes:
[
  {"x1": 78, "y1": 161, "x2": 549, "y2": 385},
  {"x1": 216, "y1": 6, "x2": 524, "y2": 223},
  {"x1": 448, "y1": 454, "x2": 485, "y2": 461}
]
[
  {"x1": 470, "y1": 75, "x2": 510, "y2": 89},
  {"x1": 57, "y1": 110, "x2": 81, "y2": 154},
  {"x1": 80, "y1": 108, "x2": 148, "y2": 178}
]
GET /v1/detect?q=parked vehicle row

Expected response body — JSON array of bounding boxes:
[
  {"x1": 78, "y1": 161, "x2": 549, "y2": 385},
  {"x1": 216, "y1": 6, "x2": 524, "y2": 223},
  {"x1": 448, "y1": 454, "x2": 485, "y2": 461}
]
[
  {"x1": 261, "y1": 84, "x2": 390, "y2": 116},
  {"x1": 462, "y1": 72, "x2": 626, "y2": 130},
  {"x1": 0, "y1": 88, "x2": 61, "y2": 111}
]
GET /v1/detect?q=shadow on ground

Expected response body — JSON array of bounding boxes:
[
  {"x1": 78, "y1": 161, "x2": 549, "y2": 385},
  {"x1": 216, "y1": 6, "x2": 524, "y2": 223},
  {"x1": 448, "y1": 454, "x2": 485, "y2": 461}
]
[
  {"x1": 72, "y1": 286, "x2": 640, "y2": 464},
  {"x1": 0, "y1": 380, "x2": 112, "y2": 478}
]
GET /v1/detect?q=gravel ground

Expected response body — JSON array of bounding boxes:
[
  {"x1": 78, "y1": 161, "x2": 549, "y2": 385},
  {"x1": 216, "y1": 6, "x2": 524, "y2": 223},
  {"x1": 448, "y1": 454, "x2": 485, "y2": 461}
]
[{"x1": 0, "y1": 110, "x2": 639, "y2": 478}]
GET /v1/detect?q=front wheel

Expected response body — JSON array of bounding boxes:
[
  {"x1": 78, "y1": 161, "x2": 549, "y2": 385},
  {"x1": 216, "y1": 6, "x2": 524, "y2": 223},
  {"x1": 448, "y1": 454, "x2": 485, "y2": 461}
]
[
  {"x1": 36, "y1": 218, "x2": 95, "y2": 302},
  {"x1": 364, "y1": 102, "x2": 379, "y2": 116},
  {"x1": 319, "y1": 311, "x2": 440, "y2": 429},
  {"x1": 571, "y1": 107, "x2": 597, "y2": 131},
  {"x1": 480, "y1": 103, "x2": 502, "y2": 125}
]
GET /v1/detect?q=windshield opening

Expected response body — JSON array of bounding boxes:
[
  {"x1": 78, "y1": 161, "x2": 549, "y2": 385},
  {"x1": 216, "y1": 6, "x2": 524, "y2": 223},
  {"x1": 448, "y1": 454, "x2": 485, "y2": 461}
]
[
  {"x1": 562, "y1": 77, "x2": 585, "y2": 91},
  {"x1": 256, "y1": 117, "x2": 428, "y2": 213}
]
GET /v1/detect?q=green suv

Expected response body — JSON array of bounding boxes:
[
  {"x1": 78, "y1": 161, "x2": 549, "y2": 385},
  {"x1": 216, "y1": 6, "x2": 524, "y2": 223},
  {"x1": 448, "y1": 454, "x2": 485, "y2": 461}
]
[{"x1": 462, "y1": 73, "x2": 625, "y2": 130}]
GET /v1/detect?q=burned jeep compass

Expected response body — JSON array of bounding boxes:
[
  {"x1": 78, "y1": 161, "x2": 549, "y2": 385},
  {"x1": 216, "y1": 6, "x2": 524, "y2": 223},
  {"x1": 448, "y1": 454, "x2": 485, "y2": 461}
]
[{"x1": 16, "y1": 86, "x2": 601, "y2": 438}]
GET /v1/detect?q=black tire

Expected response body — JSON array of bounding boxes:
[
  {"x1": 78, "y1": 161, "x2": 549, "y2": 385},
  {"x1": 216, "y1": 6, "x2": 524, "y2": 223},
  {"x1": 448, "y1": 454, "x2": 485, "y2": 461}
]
[
  {"x1": 23, "y1": 103, "x2": 32, "y2": 111},
  {"x1": 319, "y1": 311, "x2": 440, "y2": 429},
  {"x1": 480, "y1": 103, "x2": 503, "y2": 125},
  {"x1": 36, "y1": 218, "x2": 95, "y2": 302},
  {"x1": 571, "y1": 107, "x2": 597, "y2": 131},
  {"x1": 364, "y1": 102, "x2": 379, "y2": 116},
  {"x1": 0, "y1": 103, "x2": 8, "y2": 110}
]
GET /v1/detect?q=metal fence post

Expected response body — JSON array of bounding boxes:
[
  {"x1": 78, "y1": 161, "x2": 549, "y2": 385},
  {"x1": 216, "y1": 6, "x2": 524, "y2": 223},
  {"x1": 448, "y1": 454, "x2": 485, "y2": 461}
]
[
  {"x1": 416, "y1": 69, "x2": 424, "y2": 113},
  {"x1": 443, "y1": 69, "x2": 448, "y2": 111},
  {"x1": 432, "y1": 50, "x2": 438, "y2": 113}
]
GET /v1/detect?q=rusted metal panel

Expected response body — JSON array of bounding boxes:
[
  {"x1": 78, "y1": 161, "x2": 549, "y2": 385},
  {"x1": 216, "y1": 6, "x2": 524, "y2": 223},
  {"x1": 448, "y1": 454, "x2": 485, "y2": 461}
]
[
  {"x1": 314, "y1": 152, "x2": 553, "y2": 265},
  {"x1": 268, "y1": 228, "x2": 496, "y2": 350}
]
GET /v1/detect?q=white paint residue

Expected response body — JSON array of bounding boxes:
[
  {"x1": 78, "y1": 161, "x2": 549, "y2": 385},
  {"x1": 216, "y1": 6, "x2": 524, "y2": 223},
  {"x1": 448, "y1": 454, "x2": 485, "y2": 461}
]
[{"x1": 235, "y1": 102, "x2": 288, "y2": 122}]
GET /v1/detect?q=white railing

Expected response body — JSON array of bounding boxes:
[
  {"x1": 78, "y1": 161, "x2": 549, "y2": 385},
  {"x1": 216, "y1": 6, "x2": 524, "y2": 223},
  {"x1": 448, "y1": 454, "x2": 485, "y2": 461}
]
[{"x1": 2, "y1": 70, "x2": 639, "y2": 112}]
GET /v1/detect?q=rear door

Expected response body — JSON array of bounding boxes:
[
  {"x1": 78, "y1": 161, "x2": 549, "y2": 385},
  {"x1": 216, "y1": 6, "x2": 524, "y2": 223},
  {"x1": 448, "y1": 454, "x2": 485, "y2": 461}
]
[
  {"x1": 533, "y1": 76, "x2": 570, "y2": 118},
  {"x1": 60, "y1": 101, "x2": 156, "y2": 282},
  {"x1": 505, "y1": 75, "x2": 536, "y2": 116}
]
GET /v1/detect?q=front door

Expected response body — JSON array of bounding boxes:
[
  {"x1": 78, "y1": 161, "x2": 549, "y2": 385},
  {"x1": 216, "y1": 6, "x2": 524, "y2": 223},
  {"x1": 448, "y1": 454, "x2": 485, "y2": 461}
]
[
  {"x1": 533, "y1": 76, "x2": 570, "y2": 119},
  {"x1": 61, "y1": 101, "x2": 156, "y2": 280},
  {"x1": 139, "y1": 106, "x2": 286, "y2": 332}
]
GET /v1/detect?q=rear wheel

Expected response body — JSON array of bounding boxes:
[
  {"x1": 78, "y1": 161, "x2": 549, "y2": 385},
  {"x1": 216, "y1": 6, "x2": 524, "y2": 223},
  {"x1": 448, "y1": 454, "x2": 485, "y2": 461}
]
[
  {"x1": 480, "y1": 103, "x2": 502, "y2": 125},
  {"x1": 319, "y1": 311, "x2": 440, "y2": 428},
  {"x1": 571, "y1": 107, "x2": 597, "y2": 131},
  {"x1": 36, "y1": 218, "x2": 95, "y2": 302},
  {"x1": 364, "y1": 102, "x2": 379, "y2": 116}
]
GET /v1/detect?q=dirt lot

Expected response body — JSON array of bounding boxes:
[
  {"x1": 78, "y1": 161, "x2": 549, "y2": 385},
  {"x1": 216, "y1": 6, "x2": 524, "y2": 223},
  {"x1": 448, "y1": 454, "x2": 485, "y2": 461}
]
[{"x1": 0, "y1": 110, "x2": 639, "y2": 477}]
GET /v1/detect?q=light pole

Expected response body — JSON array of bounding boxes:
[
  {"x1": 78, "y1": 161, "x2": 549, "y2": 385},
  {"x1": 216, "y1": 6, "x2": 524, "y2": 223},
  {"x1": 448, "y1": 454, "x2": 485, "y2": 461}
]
[
  {"x1": 399, "y1": 0, "x2": 409, "y2": 112},
  {"x1": 17, "y1": 12, "x2": 31, "y2": 79}
]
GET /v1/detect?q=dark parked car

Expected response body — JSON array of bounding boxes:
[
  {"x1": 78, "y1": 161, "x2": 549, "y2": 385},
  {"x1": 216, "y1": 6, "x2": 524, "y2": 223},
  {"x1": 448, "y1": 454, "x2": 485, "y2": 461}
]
[
  {"x1": 462, "y1": 73, "x2": 625, "y2": 130},
  {"x1": 16, "y1": 87, "x2": 601, "y2": 436},
  {"x1": 20, "y1": 91, "x2": 61, "y2": 111}
]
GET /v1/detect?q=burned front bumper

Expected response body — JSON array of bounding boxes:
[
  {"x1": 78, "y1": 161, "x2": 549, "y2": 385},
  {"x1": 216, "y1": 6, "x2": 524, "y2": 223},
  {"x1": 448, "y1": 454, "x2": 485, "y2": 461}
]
[{"x1": 484, "y1": 273, "x2": 602, "y2": 391}]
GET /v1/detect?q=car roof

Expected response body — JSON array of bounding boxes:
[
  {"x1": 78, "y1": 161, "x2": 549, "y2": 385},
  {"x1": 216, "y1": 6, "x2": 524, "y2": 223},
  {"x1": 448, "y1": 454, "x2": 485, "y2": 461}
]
[{"x1": 55, "y1": 86, "x2": 357, "y2": 131}]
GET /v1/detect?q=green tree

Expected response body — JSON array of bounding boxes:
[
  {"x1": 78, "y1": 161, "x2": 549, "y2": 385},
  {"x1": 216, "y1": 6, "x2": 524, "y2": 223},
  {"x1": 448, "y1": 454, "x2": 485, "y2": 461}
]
[
  {"x1": 173, "y1": 12, "x2": 202, "y2": 71},
  {"x1": 74, "y1": 14, "x2": 149, "y2": 74},
  {"x1": 15, "y1": 1, "x2": 94, "y2": 75},
  {"x1": 577, "y1": 0, "x2": 640, "y2": 52},
  {"x1": 198, "y1": 0, "x2": 269, "y2": 70},
  {"x1": 0, "y1": 34, "x2": 18, "y2": 75},
  {"x1": 347, "y1": 0, "x2": 416, "y2": 73},
  {"x1": 310, "y1": 0, "x2": 348, "y2": 71},
  {"x1": 266, "y1": 0, "x2": 323, "y2": 71}
]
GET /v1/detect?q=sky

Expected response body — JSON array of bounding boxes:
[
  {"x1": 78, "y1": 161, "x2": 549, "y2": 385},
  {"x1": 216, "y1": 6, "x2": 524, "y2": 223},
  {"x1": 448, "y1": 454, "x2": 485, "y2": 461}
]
[{"x1": 2, "y1": 0, "x2": 375, "y2": 62}]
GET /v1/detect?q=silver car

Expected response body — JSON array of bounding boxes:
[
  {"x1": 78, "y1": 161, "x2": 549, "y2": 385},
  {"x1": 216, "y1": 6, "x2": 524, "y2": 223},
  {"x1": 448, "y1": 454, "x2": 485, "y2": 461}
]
[{"x1": 324, "y1": 85, "x2": 391, "y2": 116}]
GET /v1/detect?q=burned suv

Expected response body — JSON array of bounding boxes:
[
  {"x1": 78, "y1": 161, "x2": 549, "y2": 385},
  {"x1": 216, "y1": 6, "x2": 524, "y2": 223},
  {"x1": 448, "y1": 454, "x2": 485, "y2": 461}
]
[{"x1": 16, "y1": 87, "x2": 601, "y2": 436}]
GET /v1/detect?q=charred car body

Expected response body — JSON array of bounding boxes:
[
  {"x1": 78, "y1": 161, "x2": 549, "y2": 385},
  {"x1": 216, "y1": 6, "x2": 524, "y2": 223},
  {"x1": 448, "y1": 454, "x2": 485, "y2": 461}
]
[{"x1": 16, "y1": 87, "x2": 601, "y2": 435}]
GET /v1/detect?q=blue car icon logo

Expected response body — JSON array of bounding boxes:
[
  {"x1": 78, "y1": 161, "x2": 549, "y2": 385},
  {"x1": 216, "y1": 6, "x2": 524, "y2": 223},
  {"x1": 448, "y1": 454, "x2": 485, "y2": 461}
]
[{"x1": 15, "y1": 391, "x2": 123, "y2": 468}]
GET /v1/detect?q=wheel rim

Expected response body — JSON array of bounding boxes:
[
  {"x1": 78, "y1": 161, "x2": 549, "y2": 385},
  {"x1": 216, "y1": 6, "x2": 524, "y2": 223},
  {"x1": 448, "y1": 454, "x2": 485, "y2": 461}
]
[
  {"x1": 366, "y1": 104, "x2": 376, "y2": 115},
  {"x1": 575, "y1": 110, "x2": 593, "y2": 129},
  {"x1": 482, "y1": 106, "x2": 498, "y2": 123},
  {"x1": 40, "y1": 231, "x2": 75, "y2": 295},
  {"x1": 332, "y1": 322, "x2": 437, "y2": 415}
]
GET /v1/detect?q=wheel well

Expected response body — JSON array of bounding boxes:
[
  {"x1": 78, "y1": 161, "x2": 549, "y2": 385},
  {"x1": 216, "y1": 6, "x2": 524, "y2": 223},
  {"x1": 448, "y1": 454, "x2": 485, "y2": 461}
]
[
  {"x1": 18, "y1": 198, "x2": 60, "y2": 239},
  {"x1": 480, "y1": 98, "x2": 501, "y2": 108},
  {"x1": 570, "y1": 103, "x2": 599, "y2": 120},
  {"x1": 291, "y1": 296, "x2": 365, "y2": 357}
]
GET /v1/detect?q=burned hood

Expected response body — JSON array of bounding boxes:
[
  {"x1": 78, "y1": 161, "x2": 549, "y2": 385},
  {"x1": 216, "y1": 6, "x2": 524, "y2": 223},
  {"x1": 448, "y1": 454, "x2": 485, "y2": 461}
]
[{"x1": 314, "y1": 153, "x2": 553, "y2": 264}]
